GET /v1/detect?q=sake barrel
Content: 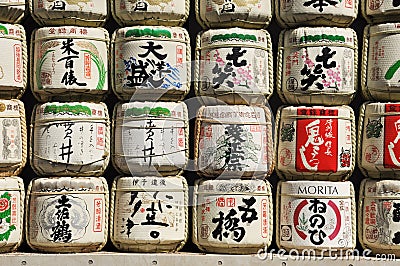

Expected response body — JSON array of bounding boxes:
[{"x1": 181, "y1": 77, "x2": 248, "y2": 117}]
[
  {"x1": 0, "y1": 0, "x2": 24, "y2": 23},
  {"x1": 26, "y1": 177, "x2": 108, "y2": 252},
  {"x1": 0, "y1": 176, "x2": 24, "y2": 253},
  {"x1": 362, "y1": 23, "x2": 400, "y2": 101},
  {"x1": 195, "y1": 105, "x2": 274, "y2": 178},
  {"x1": 275, "y1": 105, "x2": 356, "y2": 181},
  {"x1": 359, "y1": 179, "x2": 400, "y2": 257},
  {"x1": 31, "y1": 26, "x2": 109, "y2": 102},
  {"x1": 111, "y1": 175, "x2": 188, "y2": 252},
  {"x1": 362, "y1": 0, "x2": 400, "y2": 24},
  {"x1": 277, "y1": 27, "x2": 357, "y2": 106},
  {"x1": 276, "y1": 0, "x2": 358, "y2": 28},
  {"x1": 30, "y1": 102, "x2": 110, "y2": 176},
  {"x1": 277, "y1": 180, "x2": 356, "y2": 253},
  {"x1": 0, "y1": 23, "x2": 27, "y2": 99},
  {"x1": 112, "y1": 0, "x2": 188, "y2": 26},
  {"x1": 0, "y1": 100, "x2": 27, "y2": 177},
  {"x1": 195, "y1": 28, "x2": 273, "y2": 105},
  {"x1": 357, "y1": 102, "x2": 400, "y2": 179},
  {"x1": 196, "y1": 0, "x2": 272, "y2": 29},
  {"x1": 30, "y1": 0, "x2": 108, "y2": 26},
  {"x1": 112, "y1": 26, "x2": 190, "y2": 101},
  {"x1": 112, "y1": 101, "x2": 188, "y2": 176},
  {"x1": 193, "y1": 179, "x2": 273, "y2": 254}
]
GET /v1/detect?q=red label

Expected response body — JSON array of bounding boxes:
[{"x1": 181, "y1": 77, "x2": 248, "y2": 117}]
[
  {"x1": 296, "y1": 108, "x2": 338, "y2": 172},
  {"x1": 384, "y1": 104, "x2": 400, "y2": 168},
  {"x1": 261, "y1": 199, "x2": 268, "y2": 239},
  {"x1": 14, "y1": 44, "x2": 22, "y2": 83},
  {"x1": 84, "y1": 53, "x2": 91, "y2": 79},
  {"x1": 93, "y1": 198, "x2": 103, "y2": 232}
]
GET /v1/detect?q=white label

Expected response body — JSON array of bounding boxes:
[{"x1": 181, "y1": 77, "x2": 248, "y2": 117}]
[
  {"x1": 0, "y1": 28, "x2": 24, "y2": 89},
  {"x1": 279, "y1": 182, "x2": 353, "y2": 249},
  {"x1": 199, "y1": 46, "x2": 269, "y2": 95},
  {"x1": 34, "y1": 0, "x2": 107, "y2": 14},
  {"x1": 29, "y1": 193, "x2": 105, "y2": 244},
  {"x1": 279, "y1": 0, "x2": 355, "y2": 17},
  {"x1": 114, "y1": 102, "x2": 187, "y2": 174},
  {"x1": 196, "y1": 193, "x2": 270, "y2": 246},
  {"x1": 367, "y1": 29, "x2": 400, "y2": 90},
  {"x1": 366, "y1": 0, "x2": 400, "y2": 15},
  {"x1": 33, "y1": 103, "x2": 108, "y2": 174},
  {"x1": 197, "y1": 106, "x2": 271, "y2": 175},
  {"x1": 199, "y1": 0, "x2": 272, "y2": 24},
  {"x1": 33, "y1": 31, "x2": 108, "y2": 92},
  {"x1": 113, "y1": 178, "x2": 186, "y2": 243},
  {"x1": 114, "y1": 38, "x2": 187, "y2": 93},
  {"x1": 115, "y1": 0, "x2": 186, "y2": 18}
]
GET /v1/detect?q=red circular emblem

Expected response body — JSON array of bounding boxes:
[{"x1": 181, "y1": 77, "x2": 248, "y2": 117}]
[{"x1": 0, "y1": 198, "x2": 9, "y2": 212}]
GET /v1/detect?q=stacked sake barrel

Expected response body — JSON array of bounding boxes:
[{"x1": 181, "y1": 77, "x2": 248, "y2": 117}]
[
  {"x1": 109, "y1": 1, "x2": 190, "y2": 253},
  {"x1": 0, "y1": 4, "x2": 28, "y2": 253},
  {"x1": 358, "y1": 3, "x2": 400, "y2": 256},
  {"x1": 274, "y1": 0, "x2": 358, "y2": 254},
  {"x1": 27, "y1": 1, "x2": 110, "y2": 252},
  {"x1": 192, "y1": 3, "x2": 274, "y2": 254}
]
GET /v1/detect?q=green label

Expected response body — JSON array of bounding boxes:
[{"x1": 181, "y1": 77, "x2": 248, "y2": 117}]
[
  {"x1": 125, "y1": 28, "x2": 172, "y2": 38},
  {"x1": 0, "y1": 192, "x2": 16, "y2": 242},
  {"x1": 211, "y1": 33, "x2": 257, "y2": 43},
  {"x1": 44, "y1": 104, "x2": 92, "y2": 116},
  {"x1": 299, "y1": 34, "x2": 346, "y2": 43},
  {"x1": 0, "y1": 25, "x2": 8, "y2": 35},
  {"x1": 124, "y1": 107, "x2": 171, "y2": 117}
]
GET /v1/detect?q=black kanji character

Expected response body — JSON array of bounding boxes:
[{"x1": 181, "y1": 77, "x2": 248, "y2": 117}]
[
  {"x1": 60, "y1": 38, "x2": 79, "y2": 56},
  {"x1": 51, "y1": 220, "x2": 72, "y2": 243},
  {"x1": 393, "y1": 203, "x2": 400, "y2": 222},
  {"x1": 238, "y1": 197, "x2": 258, "y2": 223},
  {"x1": 308, "y1": 199, "x2": 327, "y2": 213},
  {"x1": 138, "y1": 41, "x2": 167, "y2": 61},
  {"x1": 308, "y1": 229, "x2": 327, "y2": 246},
  {"x1": 61, "y1": 69, "x2": 87, "y2": 86},
  {"x1": 316, "y1": 47, "x2": 337, "y2": 69},
  {"x1": 309, "y1": 214, "x2": 326, "y2": 228},
  {"x1": 212, "y1": 62, "x2": 235, "y2": 89},
  {"x1": 303, "y1": 0, "x2": 338, "y2": 12},
  {"x1": 226, "y1": 47, "x2": 247, "y2": 67}
]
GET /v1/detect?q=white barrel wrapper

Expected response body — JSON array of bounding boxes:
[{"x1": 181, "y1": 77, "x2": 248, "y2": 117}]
[
  {"x1": 112, "y1": 26, "x2": 190, "y2": 101},
  {"x1": 31, "y1": 26, "x2": 109, "y2": 102},
  {"x1": 362, "y1": 0, "x2": 400, "y2": 23},
  {"x1": 112, "y1": 0, "x2": 188, "y2": 26},
  {"x1": 26, "y1": 177, "x2": 108, "y2": 252},
  {"x1": 30, "y1": 102, "x2": 110, "y2": 176},
  {"x1": 196, "y1": 0, "x2": 272, "y2": 29},
  {"x1": 277, "y1": 180, "x2": 356, "y2": 253},
  {"x1": 362, "y1": 23, "x2": 400, "y2": 101},
  {"x1": 357, "y1": 102, "x2": 400, "y2": 179},
  {"x1": 0, "y1": 176, "x2": 24, "y2": 253},
  {"x1": 195, "y1": 105, "x2": 274, "y2": 178},
  {"x1": 113, "y1": 101, "x2": 188, "y2": 176},
  {"x1": 111, "y1": 176, "x2": 188, "y2": 252},
  {"x1": 30, "y1": 0, "x2": 108, "y2": 26},
  {"x1": 277, "y1": 27, "x2": 357, "y2": 106},
  {"x1": 0, "y1": 0, "x2": 24, "y2": 23},
  {"x1": 359, "y1": 179, "x2": 400, "y2": 256},
  {"x1": 0, "y1": 24, "x2": 27, "y2": 99},
  {"x1": 0, "y1": 100, "x2": 27, "y2": 177},
  {"x1": 193, "y1": 179, "x2": 273, "y2": 254},
  {"x1": 195, "y1": 28, "x2": 273, "y2": 105},
  {"x1": 276, "y1": 0, "x2": 358, "y2": 28},
  {"x1": 275, "y1": 106, "x2": 355, "y2": 181}
]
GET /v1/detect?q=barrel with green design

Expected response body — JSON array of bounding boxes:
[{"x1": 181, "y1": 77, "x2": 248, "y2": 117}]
[
  {"x1": 31, "y1": 26, "x2": 109, "y2": 102},
  {"x1": 0, "y1": 176, "x2": 24, "y2": 253},
  {"x1": 362, "y1": 23, "x2": 400, "y2": 101}
]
